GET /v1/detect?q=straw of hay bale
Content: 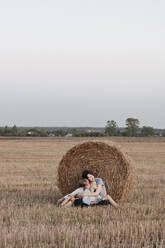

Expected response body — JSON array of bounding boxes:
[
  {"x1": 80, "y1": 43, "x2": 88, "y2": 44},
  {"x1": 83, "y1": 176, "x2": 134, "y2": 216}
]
[{"x1": 58, "y1": 141, "x2": 135, "y2": 202}]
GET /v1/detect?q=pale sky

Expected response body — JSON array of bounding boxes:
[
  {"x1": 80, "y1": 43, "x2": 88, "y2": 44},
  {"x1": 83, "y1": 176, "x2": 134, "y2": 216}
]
[{"x1": 0, "y1": 0, "x2": 164, "y2": 128}]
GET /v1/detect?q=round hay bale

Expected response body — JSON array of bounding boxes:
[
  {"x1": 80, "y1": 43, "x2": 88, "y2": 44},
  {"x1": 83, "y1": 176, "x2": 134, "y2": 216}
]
[{"x1": 58, "y1": 141, "x2": 135, "y2": 202}]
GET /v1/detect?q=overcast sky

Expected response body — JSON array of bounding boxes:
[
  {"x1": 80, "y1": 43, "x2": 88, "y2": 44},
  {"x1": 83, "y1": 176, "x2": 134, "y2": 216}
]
[{"x1": 0, "y1": 0, "x2": 164, "y2": 128}]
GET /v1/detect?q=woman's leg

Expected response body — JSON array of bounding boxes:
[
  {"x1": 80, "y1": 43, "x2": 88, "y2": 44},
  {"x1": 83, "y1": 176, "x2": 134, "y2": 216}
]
[{"x1": 103, "y1": 195, "x2": 119, "y2": 208}]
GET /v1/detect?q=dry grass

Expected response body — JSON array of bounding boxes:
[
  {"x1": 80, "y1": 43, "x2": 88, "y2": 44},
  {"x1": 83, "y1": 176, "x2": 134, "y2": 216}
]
[{"x1": 0, "y1": 137, "x2": 164, "y2": 248}]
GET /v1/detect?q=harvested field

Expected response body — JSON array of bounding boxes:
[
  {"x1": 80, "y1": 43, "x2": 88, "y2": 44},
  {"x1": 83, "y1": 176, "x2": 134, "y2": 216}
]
[{"x1": 0, "y1": 137, "x2": 164, "y2": 248}]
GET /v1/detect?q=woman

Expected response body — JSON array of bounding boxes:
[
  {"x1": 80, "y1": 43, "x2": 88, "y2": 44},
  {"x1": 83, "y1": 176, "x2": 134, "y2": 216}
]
[{"x1": 78, "y1": 170, "x2": 119, "y2": 208}]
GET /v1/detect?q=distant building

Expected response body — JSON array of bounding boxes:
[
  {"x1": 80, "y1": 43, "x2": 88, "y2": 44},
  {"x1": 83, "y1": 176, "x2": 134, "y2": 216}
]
[
  {"x1": 27, "y1": 131, "x2": 34, "y2": 136},
  {"x1": 65, "y1": 133, "x2": 72, "y2": 137},
  {"x1": 154, "y1": 129, "x2": 164, "y2": 136},
  {"x1": 48, "y1": 133, "x2": 55, "y2": 137},
  {"x1": 84, "y1": 129, "x2": 95, "y2": 133}
]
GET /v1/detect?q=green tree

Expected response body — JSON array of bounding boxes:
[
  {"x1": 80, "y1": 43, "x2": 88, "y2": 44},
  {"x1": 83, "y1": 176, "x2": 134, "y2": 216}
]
[
  {"x1": 105, "y1": 120, "x2": 119, "y2": 136},
  {"x1": 3, "y1": 126, "x2": 10, "y2": 136},
  {"x1": 11, "y1": 125, "x2": 19, "y2": 136},
  {"x1": 125, "y1": 118, "x2": 140, "y2": 136},
  {"x1": 141, "y1": 126, "x2": 154, "y2": 137},
  {"x1": 54, "y1": 129, "x2": 67, "y2": 136},
  {"x1": 0, "y1": 127, "x2": 4, "y2": 136}
]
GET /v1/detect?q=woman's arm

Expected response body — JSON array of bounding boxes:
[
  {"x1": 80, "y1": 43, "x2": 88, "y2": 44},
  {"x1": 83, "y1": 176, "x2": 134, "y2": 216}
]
[
  {"x1": 90, "y1": 182, "x2": 97, "y2": 192},
  {"x1": 79, "y1": 184, "x2": 102, "y2": 197}
]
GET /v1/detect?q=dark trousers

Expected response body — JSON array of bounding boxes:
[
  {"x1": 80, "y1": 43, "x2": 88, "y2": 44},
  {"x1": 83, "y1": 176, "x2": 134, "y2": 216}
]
[{"x1": 74, "y1": 199, "x2": 110, "y2": 208}]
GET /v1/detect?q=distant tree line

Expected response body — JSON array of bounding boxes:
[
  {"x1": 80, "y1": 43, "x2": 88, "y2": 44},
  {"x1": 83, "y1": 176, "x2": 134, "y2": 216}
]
[
  {"x1": 0, "y1": 126, "x2": 48, "y2": 137},
  {"x1": 72, "y1": 131, "x2": 105, "y2": 137},
  {"x1": 0, "y1": 118, "x2": 165, "y2": 137},
  {"x1": 0, "y1": 126, "x2": 71, "y2": 137},
  {"x1": 105, "y1": 118, "x2": 158, "y2": 137}
]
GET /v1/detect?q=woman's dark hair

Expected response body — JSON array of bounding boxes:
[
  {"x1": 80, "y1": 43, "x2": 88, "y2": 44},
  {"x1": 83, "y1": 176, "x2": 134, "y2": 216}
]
[{"x1": 82, "y1": 170, "x2": 93, "y2": 179}]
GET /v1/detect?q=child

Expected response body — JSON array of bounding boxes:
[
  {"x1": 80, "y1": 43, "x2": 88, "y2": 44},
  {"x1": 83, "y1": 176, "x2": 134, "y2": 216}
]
[{"x1": 57, "y1": 179, "x2": 92, "y2": 207}]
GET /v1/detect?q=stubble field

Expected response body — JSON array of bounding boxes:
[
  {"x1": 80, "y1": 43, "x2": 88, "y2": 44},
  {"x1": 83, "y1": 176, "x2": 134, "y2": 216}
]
[{"x1": 0, "y1": 137, "x2": 164, "y2": 248}]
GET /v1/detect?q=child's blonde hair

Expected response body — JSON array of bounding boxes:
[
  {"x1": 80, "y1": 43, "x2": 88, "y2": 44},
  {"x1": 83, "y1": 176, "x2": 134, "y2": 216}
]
[{"x1": 78, "y1": 178, "x2": 89, "y2": 187}]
